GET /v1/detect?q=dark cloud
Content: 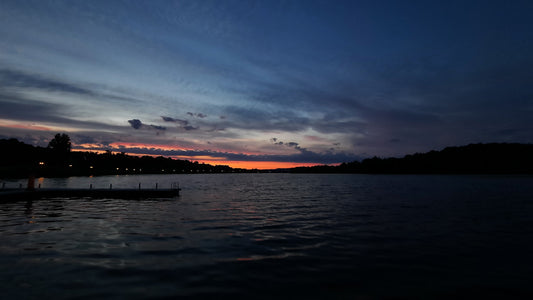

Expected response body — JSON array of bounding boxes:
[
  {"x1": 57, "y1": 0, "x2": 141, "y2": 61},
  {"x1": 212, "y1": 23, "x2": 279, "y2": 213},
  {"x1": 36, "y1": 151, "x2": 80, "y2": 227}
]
[
  {"x1": 128, "y1": 119, "x2": 143, "y2": 129},
  {"x1": 270, "y1": 138, "x2": 333, "y2": 161},
  {"x1": 161, "y1": 116, "x2": 189, "y2": 127},
  {"x1": 286, "y1": 142, "x2": 298, "y2": 147},
  {"x1": 161, "y1": 116, "x2": 177, "y2": 122},
  {"x1": 270, "y1": 139, "x2": 298, "y2": 150},
  {"x1": 128, "y1": 119, "x2": 166, "y2": 131},
  {"x1": 150, "y1": 125, "x2": 166, "y2": 130},
  {"x1": 184, "y1": 125, "x2": 198, "y2": 131},
  {"x1": 0, "y1": 68, "x2": 95, "y2": 96},
  {"x1": 187, "y1": 112, "x2": 208, "y2": 118},
  {"x1": 270, "y1": 138, "x2": 283, "y2": 145}
]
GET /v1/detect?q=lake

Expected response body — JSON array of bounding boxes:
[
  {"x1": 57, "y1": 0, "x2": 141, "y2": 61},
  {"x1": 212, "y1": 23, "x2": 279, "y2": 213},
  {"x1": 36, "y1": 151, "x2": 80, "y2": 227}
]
[{"x1": 1, "y1": 174, "x2": 533, "y2": 299}]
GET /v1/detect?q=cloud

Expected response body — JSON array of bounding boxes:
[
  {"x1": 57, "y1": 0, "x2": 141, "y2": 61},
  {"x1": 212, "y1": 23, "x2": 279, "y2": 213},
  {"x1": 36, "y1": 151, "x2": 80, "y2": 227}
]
[
  {"x1": 128, "y1": 119, "x2": 166, "y2": 131},
  {"x1": 270, "y1": 138, "x2": 338, "y2": 161},
  {"x1": 161, "y1": 116, "x2": 177, "y2": 122},
  {"x1": 271, "y1": 138, "x2": 305, "y2": 151},
  {"x1": 0, "y1": 68, "x2": 95, "y2": 96},
  {"x1": 128, "y1": 119, "x2": 143, "y2": 129},
  {"x1": 270, "y1": 137, "x2": 283, "y2": 145},
  {"x1": 0, "y1": 91, "x2": 130, "y2": 134},
  {"x1": 150, "y1": 124, "x2": 166, "y2": 130},
  {"x1": 187, "y1": 112, "x2": 207, "y2": 118},
  {"x1": 161, "y1": 116, "x2": 198, "y2": 131},
  {"x1": 161, "y1": 116, "x2": 190, "y2": 127},
  {"x1": 78, "y1": 144, "x2": 361, "y2": 164},
  {"x1": 286, "y1": 142, "x2": 300, "y2": 148}
]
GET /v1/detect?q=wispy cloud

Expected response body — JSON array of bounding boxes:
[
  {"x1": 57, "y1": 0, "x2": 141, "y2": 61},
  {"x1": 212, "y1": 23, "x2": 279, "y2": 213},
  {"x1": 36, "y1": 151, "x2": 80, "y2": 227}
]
[
  {"x1": 0, "y1": 68, "x2": 95, "y2": 96},
  {"x1": 128, "y1": 119, "x2": 166, "y2": 131}
]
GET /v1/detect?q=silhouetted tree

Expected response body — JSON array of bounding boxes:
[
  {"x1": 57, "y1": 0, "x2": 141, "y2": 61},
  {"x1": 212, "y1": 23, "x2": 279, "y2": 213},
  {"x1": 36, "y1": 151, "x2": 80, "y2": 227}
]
[
  {"x1": 47, "y1": 133, "x2": 71, "y2": 165},
  {"x1": 48, "y1": 133, "x2": 71, "y2": 153}
]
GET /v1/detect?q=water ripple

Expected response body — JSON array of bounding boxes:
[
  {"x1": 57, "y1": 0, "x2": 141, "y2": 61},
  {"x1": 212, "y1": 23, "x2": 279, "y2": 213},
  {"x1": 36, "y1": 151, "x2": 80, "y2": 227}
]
[{"x1": 2, "y1": 174, "x2": 533, "y2": 299}]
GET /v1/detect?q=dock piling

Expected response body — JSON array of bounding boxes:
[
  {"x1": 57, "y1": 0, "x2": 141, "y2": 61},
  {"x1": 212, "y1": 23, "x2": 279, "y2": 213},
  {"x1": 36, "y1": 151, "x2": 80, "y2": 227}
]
[
  {"x1": 90, "y1": 184, "x2": 93, "y2": 189},
  {"x1": 110, "y1": 184, "x2": 112, "y2": 190},
  {"x1": 27, "y1": 176, "x2": 35, "y2": 190}
]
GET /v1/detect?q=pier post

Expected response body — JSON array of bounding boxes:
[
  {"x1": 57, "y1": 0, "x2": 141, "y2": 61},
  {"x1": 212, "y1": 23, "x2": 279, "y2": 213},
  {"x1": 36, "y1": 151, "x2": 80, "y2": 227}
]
[
  {"x1": 156, "y1": 183, "x2": 158, "y2": 190},
  {"x1": 139, "y1": 183, "x2": 141, "y2": 190},
  {"x1": 90, "y1": 184, "x2": 93, "y2": 189},
  {"x1": 110, "y1": 184, "x2": 112, "y2": 190},
  {"x1": 38, "y1": 184, "x2": 41, "y2": 189},
  {"x1": 27, "y1": 175, "x2": 35, "y2": 190},
  {"x1": 2, "y1": 182, "x2": 4, "y2": 189},
  {"x1": 19, "y1": 183, "x2": 22, "y2": 189}
]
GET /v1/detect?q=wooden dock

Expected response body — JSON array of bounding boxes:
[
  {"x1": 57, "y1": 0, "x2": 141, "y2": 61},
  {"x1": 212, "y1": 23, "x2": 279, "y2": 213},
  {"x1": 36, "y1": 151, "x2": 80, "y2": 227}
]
[{"x1": 0, "y1": 187, "x2": 180, "y2": 201}]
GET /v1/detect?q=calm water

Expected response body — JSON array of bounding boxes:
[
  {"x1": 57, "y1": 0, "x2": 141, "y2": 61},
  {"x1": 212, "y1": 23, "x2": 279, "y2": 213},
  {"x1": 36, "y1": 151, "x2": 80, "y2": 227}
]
[{"x1": 1, "y1": 174, "x2": 533, "y2": 299}]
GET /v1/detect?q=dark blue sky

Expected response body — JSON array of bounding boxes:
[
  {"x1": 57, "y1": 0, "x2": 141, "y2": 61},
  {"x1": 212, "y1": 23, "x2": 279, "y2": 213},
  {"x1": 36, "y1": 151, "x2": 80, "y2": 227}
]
[{"x1": 1, "y1": 0, "x2": 532, "y2": 168}]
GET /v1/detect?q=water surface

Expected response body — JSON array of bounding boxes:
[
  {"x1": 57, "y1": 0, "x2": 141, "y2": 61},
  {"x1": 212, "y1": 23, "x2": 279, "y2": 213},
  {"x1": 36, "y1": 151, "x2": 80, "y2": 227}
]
[{"x1": 1, "y1": 174, "x2": 532, "y2": 299}]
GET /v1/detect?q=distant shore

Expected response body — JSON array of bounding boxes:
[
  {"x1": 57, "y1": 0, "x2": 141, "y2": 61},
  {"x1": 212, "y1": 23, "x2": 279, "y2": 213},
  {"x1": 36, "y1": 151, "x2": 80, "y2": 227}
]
[{"x1": 1, "y1": 138, "x2": 532, "y2": 178}]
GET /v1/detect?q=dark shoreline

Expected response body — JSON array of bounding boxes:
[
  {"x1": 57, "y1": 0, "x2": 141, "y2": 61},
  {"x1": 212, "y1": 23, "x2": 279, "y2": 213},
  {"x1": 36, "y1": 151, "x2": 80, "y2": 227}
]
[{"x1": 2, "y1": 138, "x2": 533, "y2": 177}]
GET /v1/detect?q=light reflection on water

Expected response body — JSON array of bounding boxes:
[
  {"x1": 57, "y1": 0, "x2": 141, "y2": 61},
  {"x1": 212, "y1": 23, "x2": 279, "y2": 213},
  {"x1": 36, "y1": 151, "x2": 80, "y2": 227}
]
[{"x1": 1, "y1": 174, "x2": 533, "y2": 299}]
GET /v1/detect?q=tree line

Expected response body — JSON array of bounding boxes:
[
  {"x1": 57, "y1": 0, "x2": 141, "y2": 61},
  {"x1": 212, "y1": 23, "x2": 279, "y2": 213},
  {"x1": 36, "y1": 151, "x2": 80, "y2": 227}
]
[
  {"x1": 1, "y1": 134, "x2": 533, "y2": 177},
  {"x1": 0, "y1": 134, "x2": 235, "y2": 178},
  {"x1": 291, "y1": 143, "x2": 533, "y2": 174}
]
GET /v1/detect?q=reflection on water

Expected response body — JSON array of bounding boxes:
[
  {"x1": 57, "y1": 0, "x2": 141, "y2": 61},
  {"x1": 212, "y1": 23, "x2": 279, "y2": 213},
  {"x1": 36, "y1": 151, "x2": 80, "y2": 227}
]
[{"x1": 1, "y1": 174, "x2": 533, "y2": 299}]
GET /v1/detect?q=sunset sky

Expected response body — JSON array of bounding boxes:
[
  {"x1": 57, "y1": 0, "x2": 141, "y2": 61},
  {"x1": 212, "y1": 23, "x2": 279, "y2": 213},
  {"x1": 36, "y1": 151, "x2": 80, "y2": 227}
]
[{"x1": 1, "y1": 0, "x2": 532, "y2": 169}]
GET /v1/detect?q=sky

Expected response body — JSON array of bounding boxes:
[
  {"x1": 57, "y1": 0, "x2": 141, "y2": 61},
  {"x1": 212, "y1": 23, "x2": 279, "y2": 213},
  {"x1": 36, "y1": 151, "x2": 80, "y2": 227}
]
[{"x1": 1, "y1": 0, "x2": 532, "y2": 169}]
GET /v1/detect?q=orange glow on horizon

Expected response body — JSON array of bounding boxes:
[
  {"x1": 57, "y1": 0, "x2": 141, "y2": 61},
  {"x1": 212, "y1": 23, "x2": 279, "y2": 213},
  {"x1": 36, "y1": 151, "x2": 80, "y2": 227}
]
[
  {"x1": 72, "y1": 143, "x2": 327, "y2": 170},
  {"x1": 71, "y1": 148, "x2": 108, "y2": 154},
  {"x1": 195, "y1": 160, "x2": 324, "y2": 170}
]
